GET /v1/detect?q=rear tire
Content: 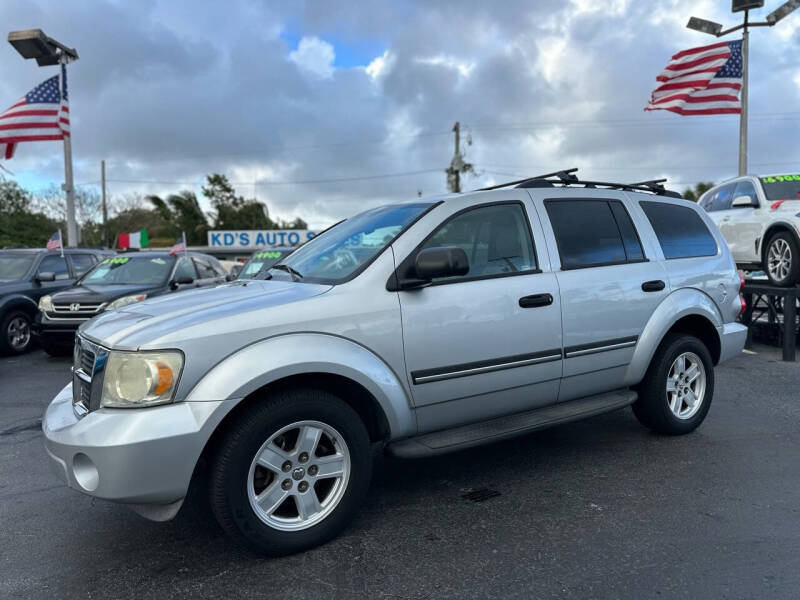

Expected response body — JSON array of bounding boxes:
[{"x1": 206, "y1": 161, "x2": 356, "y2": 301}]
[
  {"x1": 209, "y1": 388, "x2": 372, "y2": 555},
  {"x1": 0, "y1": 310, "x2": 33, "y2": 355},
  {"x1": 763, "y1": 231, "x2": 800, "y2": 287},
  {"x1": 633, "y1": 334, "x2": 714, "y2": 435}
]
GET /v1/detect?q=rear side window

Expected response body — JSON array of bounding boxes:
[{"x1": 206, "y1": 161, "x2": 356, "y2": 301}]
[
  {"x1": 545, "y1": 199, "x2": 645, "y2": 269},
  {"x1": 640, "y1": 201, "x2": 718, "y2": 259},
  {"x1": 711, "y1": 184, "x2": 735, "y2": 211}
]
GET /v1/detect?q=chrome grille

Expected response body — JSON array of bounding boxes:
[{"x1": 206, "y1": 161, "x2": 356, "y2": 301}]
[
  {"x1": 72, "y1": 337, "x2": 107, "y2": 418},
  {"x1": 49, "y1": 302, "x2": 106, "y2": 320}
]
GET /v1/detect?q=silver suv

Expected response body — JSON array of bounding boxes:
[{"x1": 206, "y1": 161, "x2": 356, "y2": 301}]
[{"x1": 43, "y1": 170, "x2": 747, "y2": 555}]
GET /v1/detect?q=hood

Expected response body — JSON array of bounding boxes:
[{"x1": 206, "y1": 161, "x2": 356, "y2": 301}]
[
  {"x1": 51, "y1": 283, "x2": 154, "y2": 304},
  {"x1": 0, "y1": 280, "x2": 29, "y2": 295},
  {"x1": 80, "y1": 279, "x2": 332, "y2": 349}
]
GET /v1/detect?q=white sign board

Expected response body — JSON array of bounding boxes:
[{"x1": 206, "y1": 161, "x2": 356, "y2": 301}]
[{"x1": 207, "y1": 230, "x2": 317, "y2": 249}]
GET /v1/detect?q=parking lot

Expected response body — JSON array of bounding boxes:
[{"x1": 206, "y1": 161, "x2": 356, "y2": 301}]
[{"x1": 1, "y1": 345, "x2": 799, "y2": 599}]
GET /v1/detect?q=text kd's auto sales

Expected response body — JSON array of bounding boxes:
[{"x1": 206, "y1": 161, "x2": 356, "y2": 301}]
[{"x1": 208, "y1": 230, "x2": 318, "y2": 249}]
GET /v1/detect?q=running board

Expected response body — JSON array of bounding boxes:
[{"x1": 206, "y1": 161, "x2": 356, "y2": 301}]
[{"x1": 386, "y1": 389, "x2": 637, "y2": 459}]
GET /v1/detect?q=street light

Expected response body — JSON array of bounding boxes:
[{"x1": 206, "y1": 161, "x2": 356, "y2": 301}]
[
  {"x1": 7, "y1": 29, "x2": 79, "y2": 246},
  {"x1": 686, "y1": 2, "x2": 799, "y2": 176}
]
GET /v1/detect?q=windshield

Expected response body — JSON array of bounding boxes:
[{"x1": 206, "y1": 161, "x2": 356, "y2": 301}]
[
  {"x1": 0, "y1": 253, "x2": 36, "y2": 280},
  {"x1": 238, "y1": 249, "x2": 290, "y2": 280},
  {"x1": 82, "y1": 256, "x2": 174, "y2": 286},
  {"x1": 274, "y1": 203, "x2": 433, "y2": 283},
  {"x1": 760, "y1": 175, "x2": 800, "y2": 201}
]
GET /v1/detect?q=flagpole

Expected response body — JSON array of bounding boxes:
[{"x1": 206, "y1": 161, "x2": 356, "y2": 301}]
[
  {"x1": 58, "y1": 229, "x2": 63, "y2": 258},
  {"x1": 60, "y1": 57, "x2": 77, "y2": 247},
  {"x1": 183, "y1": 231, "x2": 187, "y2": 256},
  {"x1": 738, "y1": 11, "x2": 750, "y2": 176}
]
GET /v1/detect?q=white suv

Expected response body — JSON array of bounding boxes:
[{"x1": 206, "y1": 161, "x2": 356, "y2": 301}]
[{"x1": 699, "y1": 174, "x2": 800, "y2": 286}]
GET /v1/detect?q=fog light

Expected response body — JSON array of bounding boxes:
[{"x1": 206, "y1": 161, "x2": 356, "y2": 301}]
[{"x1": 72, "y1": 452, "x2": 99, "y2": 491}]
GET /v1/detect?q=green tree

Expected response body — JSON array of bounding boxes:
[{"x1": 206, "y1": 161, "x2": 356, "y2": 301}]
[
  {"x1": 203, "y1": 173, "x2": 276, "y2": 230},
  {"x1": 147, "y1": 190, "x2": 209, "y2": 245},
  {"x1": 0, "y1": 176, "x2": 61, "y2": 247},
  {"x1": 683, "y1": 182, "x2": 714, "y2": 202}
]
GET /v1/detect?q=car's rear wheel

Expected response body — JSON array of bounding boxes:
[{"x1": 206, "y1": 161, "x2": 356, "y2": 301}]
[
  {"x1": 210, "y1": 388, "x2": 372, "y2": 555},
  {"x1": 0, "y1": 310, "x2": 33, "y2": 355},
  {"x1": 764, "y1": 231, "x2": 800, "y2": 287},
  {"x1": 633, "y1": 333, "x2": 714, "y2": 435}
]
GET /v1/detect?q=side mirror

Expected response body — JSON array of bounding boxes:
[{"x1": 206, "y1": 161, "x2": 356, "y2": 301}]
[
  {"x1": 170, "y1": 276, "x2": 194, "y2": 289},
  {"x1": 36, "y1": 271, "x2": 55, "y2": 283},
  {"x1": 732, "y1": 195, "x2": 756, "y2": 208},
  {"x1": 413, "y1": 246, "x2": 469, "y2": 282},
  {"x1": 225, "y1": 273, "x2": 234, "y2": 282}
]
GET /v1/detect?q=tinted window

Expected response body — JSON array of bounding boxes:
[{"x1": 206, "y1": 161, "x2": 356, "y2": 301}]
[
  {"x1": 698, "y1": 190, "x2": 714, "y2": 212},
  {"x1": 732, "y1": 181, "x2": 758, "y2": 205},
  {"x1": 193, "y1": 258, "x2": 216, "y2": 279},
  {"x1": 640, "y1": 201, "x2": 718, "y2": 259},
  {"x1": 0, "y1": 253, "x2": 36, "y2": 280},
  {"x1": 174, "y1": 257, "x2": 198, "y2": 280},
  {"x1": 546, "y1": 199, "x2": 631, "y2": 269},
  {"x1": 70, "y1": 254, "x2": 96, "y2": 276},
  {"x1": 609, "y1": 202, "x2": 645, "y2": 261},
  {"x1": 711, "y1": 184, "x2": 735, "y2": 211},
  {"x1": 421, "y1": 203, "x2": 537, "y2": 281},
  {"x1": 38, "y1": 255, "x2": 69, "y2": 280}
]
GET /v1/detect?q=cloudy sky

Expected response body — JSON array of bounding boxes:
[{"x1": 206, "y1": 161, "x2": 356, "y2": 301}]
[{"x1": 1, "y1": 0, "x2": 799, "y2": 229}]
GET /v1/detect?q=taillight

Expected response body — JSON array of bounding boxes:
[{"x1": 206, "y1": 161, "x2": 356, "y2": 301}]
[{"x1": 738, "y1": 274, "x2": 747, "y2": 317}]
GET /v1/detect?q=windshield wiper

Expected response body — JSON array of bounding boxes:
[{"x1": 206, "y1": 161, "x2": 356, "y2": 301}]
[{"x1": 270, "y1": 263, "x2": 303, "y2": 281}]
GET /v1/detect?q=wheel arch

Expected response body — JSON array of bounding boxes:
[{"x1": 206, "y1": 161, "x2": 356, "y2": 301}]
[
  {"x1": 624, "y1": 289, "x2": 723, "y2": 385},
  {"x1": 760, "y1": 222, "x2": 800, "y2": 265},
  {"x1": 0, "y1": 294, "x2": 38, "y2": 319}
]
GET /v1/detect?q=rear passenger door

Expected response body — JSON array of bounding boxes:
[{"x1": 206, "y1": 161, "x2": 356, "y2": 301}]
[
  {"x1": 539, "y1": 196, "x2": 669, "y2": 402},
  {"x1": 718, "y1": 180, "x2": 761, "y2": 263},
  {"x1": 397, "y1": 200, "x2": 563, "y2": 433}
]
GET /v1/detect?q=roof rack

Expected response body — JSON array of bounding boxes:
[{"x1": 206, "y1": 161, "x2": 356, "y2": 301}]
[{"x1": 477, "y1": 168, "x2": 683, "y2": 198}]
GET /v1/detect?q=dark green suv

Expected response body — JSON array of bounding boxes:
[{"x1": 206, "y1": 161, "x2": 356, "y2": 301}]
[{"x1": 0, "y1": 248, "x2": 112, "y2": 355}]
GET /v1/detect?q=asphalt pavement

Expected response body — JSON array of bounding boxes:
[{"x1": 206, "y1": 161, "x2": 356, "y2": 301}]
[{"x1": 1, "y1": 345, "x2": 799, "y2": 599}]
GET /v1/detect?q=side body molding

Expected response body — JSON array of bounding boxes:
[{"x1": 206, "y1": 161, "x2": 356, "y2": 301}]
[
  {"x1": 623, "y1": 288, "x2": 723, "y2": 385},
  {"x1": 185, "y1": 332, "x2": 416, "y2": 439}
]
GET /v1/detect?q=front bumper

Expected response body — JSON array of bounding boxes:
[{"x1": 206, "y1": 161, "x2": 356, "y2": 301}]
[
  {"x1": 717, "y1": 321, "x2": 748, "y2": 363},
  {"x1": 32, "y1": 313, "x2": 83, "y2": 343},
  {"x1": 43, "y1": 382, "x2": 236, "y2": 519}
]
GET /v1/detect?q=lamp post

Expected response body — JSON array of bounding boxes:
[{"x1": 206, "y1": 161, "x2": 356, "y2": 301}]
[
  {"x1": 687, "y1": 1, "x2": 799, "y2": 176},
  {"x1": 7, "y1": 29, "x2": 79, "y2": 246}
]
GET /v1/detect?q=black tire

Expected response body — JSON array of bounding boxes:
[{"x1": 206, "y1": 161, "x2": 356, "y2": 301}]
[
  {"x1": 41, "y1": 337, "x2": 72, "y2": 357},
  {"x1": 763, "y1": 231, "x2": 800, "y2": 287},
  {"x1": 210, "y1": 388, "x2": 372, "y2": 556},
  {"x1": 0, "y1": 309, "x2": 33, "y2": 355},
  {"x1": 633, "y1": 333, "x2": 714, "y2": 435}
]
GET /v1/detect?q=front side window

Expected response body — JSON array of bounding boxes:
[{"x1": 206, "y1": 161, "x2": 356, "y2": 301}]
[
  {"x1": 275, "y1": 203, "x2": 433, "y2": 283},
  {"x1": 545, "y1": 199, "x2": 644, "y2": 269},
  {"x1": 38, "y1": 255, "x2": 69, "y2": 280},
  {"x1": 711, "y1": 183, "x2": 735, "y2": 212},
  {"x1": 193, "y1": 258, "x2": 216, "y2": 279},
  {"x1": 82, "y1": 256, "x2": 175, "y2": 285},
  {"x1": 733, "y1": 181, "x2": 758, "y2": 205},
  {"x1": 420, "y1": 203, "x2": 537, "y2": 281},
  {"x1": 173, "y1": 257, "x2": 198, "y2": 280},
  {"x1": 640, "y1": 201, "x2": 718, "y2": 259},
  {"x1": 0, "y1": 253, "x2": 36, "y2": 280}
]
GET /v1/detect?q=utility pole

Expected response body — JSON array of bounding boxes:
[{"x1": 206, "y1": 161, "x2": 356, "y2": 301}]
[
  {"x1": 446, "y1": 121, "x2": 474, "y2": 193},
  {"x1": 101, "y1": 160, "x2": 108, "y2": 248},
  {"x1": 687, "y1": 1, "x2": 800, "y2": 176}
]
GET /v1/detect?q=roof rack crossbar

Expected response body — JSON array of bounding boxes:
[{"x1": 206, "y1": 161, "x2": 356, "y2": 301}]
[{"x1": 477, "y1": 167, "x2": 578, "y2": 191}]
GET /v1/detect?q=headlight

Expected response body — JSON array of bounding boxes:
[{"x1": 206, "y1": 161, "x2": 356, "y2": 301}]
[
  {"x1": 38, "y1": 295, "x2": 54, "y2": 312},
  {"x1": 101, "y1": 350, "x2": 183, "y2": 408},
  {"x1": 106, "y1": 294, "x2": 147, "y2": 311}
]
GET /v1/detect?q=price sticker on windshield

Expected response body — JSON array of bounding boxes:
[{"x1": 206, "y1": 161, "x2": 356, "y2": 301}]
[
  {"x1": 102, "y1": 257, "x2": 129, "y2": 265},
  {"x1": 761, "y1": 175, "x2": 800, "y2": 183}
]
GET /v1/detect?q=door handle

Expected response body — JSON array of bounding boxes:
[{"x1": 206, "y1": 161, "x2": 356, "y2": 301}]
[
  {"x1": 519, "y1": 293, "x2": 553, "y2": 308},
  {"x1": 641, "y1": 280, "x2": 665, "y2": 292}
]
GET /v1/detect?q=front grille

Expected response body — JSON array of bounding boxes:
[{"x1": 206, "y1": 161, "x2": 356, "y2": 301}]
[
  {"x1": 50, "y1": 302, "x2": 106, "y2": 320},
  {"x1": 72, "y1": 337, "x2": 107, "y2": 417}
]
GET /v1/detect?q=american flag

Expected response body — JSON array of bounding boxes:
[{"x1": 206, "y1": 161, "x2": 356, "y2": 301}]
[
  {"x1": 645, "y1": 40, "x2": 743, "y2": 115},
  {"x1": 46, "y1": 230, "x2": 62, "y2": 251},
  {"x1": 0, "y1": 64, "x2": 70, "y2": 160},
  {"x1": 168, "y1": 233, "x2": 187, "y2": 255}
]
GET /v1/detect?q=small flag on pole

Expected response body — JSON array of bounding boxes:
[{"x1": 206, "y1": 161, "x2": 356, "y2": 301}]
[
  {"x1": 117, "y1": 229, "x2": 149, "y2": 249},
  {"x1": 645, "y1": 39, "x2": 743, "y2": 115},
  {"x1": 169, "y1": 233, "x2": 187, "y2": 255},
  {"x1": 46, "y1": 230, "x2": 62, "y2": 251},
  {"x1": 0, "y1": 73, "x2": 70, "y2": 160}
]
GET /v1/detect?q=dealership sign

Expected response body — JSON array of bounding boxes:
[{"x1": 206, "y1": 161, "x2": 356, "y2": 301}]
[{"x1": 207, "y1": 230, "x2": 317, "y2": 249}]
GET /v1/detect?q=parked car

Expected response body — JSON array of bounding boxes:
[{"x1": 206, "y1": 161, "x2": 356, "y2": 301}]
[
  {"x1": 218, "y1": 260, "x2": 243, "y2": 279},
  {"x1": 0, "y1": 247, "x2": 111, "y2": 355},
  {"x1": 43, "y1": 172, "x2": 747, "y2": 555},
  {"x1": 236, "y1": 247, "x2": 294, "y2": 280},
  {"x1": 33, "y1": 251, "x2": 228, "y2": 355},
  {"x1": 698, "y1": 173, "x2": 800, "y2": 286}
]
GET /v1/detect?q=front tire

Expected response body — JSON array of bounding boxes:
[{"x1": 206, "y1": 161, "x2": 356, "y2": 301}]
[
  {"x1": 0, "y1": 310, "x2": 33, "y2": 355},
  {"x1": 633, "y1": 334, "x2": 714, "y2": 435},
  {"x1": 41, "y1": 337, "x2": 72, "y2": 357},
  {"x1": 210, "y1": 388, "x2": 372, "y2": 555},
  {"x1": 764, "y1": 231, "x2": 800, "y2": 287}
]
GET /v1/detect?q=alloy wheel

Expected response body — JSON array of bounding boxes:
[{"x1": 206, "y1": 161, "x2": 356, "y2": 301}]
[
  {"x1": 666, "y1": 351, "x2": 706, "y2": 420},
  {"x1": 247, "y1": 420, "x2": 350, "y2": 531},
  {"x1": 767, "y1": 238, "x2": 792, "y2": 283},
  {"x1": 7, "y1": 316, "x2": 30, "y2": 351}
]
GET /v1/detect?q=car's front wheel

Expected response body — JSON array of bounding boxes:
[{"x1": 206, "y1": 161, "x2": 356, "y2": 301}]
[
  {"x1": 210, "y1": 388, "x2": 372, "y2": 555},
  {"x1": 0, "y1": 310, "x2": 33, "y2": 355},
  {"x1": 633, "y1": 333, "x2": 714, "y2": 435},
  {"x1": 764, "y1": 231, "x2": 800, "y2": 287}
]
